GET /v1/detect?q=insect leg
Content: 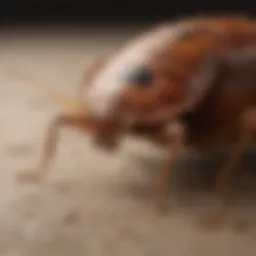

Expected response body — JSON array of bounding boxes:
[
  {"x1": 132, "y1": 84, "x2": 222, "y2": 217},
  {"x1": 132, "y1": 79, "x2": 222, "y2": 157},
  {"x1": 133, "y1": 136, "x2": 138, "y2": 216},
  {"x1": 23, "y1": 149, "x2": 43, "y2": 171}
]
[
  {"x1": 216, "y1": 108, "x2": 256, "y2": 204},
  {"x1": 18, "y1": 114, "x2": 87, "y2": 183},
  {"x1": 198, "y1": 109, "x2": 256, "y2": 230},
  {"x1": 153, "y1": 122, "x2": 186, "y2": 211}
]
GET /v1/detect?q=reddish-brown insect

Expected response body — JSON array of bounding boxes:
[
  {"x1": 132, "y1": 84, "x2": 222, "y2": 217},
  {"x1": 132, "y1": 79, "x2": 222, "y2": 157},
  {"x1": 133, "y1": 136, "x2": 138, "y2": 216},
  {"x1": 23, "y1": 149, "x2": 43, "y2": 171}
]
[{"x1": 8, "y1": 14, "x2": 256, "y2": 212}]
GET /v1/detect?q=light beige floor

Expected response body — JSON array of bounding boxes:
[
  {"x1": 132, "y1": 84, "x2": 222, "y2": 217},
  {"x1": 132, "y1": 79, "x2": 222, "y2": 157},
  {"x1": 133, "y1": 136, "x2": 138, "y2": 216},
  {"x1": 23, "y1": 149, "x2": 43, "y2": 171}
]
[{"x1": 0, "y1": 24, "x2": 256, "y2": 256}]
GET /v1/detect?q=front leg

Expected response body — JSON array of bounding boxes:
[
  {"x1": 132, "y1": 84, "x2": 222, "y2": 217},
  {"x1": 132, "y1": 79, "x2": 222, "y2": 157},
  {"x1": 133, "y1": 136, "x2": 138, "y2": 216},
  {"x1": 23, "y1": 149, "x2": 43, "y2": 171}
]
[
  {"x1": 153, "y1": 122, "x2": 187, "y2": 211},
  {"x1": 18, "y1": 114, "x2": 87, "y2": 183}
]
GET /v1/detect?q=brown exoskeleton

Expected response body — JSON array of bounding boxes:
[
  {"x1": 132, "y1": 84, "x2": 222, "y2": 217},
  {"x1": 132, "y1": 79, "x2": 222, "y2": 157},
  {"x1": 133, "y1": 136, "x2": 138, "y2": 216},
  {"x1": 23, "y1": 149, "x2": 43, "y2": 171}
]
[{"x1": 8, "y1": 15, "x2": 256, "y2": 215}]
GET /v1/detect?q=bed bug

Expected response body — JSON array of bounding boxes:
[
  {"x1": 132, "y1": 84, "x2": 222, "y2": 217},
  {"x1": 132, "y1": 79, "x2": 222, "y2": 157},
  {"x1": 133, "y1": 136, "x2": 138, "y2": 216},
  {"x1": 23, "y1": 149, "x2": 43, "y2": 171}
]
[{"x1": 8, "y1": 14, "x2": 256, "y2": 212}]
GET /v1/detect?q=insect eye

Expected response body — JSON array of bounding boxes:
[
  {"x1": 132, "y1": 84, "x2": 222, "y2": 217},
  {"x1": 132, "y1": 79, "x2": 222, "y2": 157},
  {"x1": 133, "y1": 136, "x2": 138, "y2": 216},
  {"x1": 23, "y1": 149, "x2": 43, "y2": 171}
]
[{"x1": 126, "y1": 66, "x2": 155, "y2": 88}]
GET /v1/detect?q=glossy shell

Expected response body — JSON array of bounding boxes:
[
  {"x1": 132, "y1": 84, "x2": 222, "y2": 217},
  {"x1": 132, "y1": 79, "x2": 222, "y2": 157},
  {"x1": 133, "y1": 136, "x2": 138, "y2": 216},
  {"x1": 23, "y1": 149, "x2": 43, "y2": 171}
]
[
  {"x1": 84, "y1": 15, "x2": 256, "y2": 139},
  {"x1": 84, "y1": 22, "x2": 197, "y2": 119}
]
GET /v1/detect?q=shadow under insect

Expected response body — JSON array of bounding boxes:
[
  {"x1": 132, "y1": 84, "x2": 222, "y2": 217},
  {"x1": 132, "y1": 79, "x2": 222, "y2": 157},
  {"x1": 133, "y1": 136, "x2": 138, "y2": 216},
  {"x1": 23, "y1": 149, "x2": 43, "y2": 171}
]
[{"x1": 121, "y1": 146, "x2": 256, "y2": 209}]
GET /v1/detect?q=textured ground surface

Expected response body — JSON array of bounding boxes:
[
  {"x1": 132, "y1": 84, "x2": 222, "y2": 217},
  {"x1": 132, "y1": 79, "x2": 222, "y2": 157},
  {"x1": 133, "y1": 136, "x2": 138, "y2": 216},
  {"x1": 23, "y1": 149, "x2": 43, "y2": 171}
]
[{"x1": 0, "y1": 24, "x2": 256, "y2": 256}]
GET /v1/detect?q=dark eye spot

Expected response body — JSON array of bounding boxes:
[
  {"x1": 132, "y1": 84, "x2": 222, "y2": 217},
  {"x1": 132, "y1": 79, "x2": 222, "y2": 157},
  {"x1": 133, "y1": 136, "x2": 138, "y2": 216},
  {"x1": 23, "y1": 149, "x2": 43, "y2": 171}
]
[{"x1": 126, "y1": 66, "x2": 155, "y2": 87}]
